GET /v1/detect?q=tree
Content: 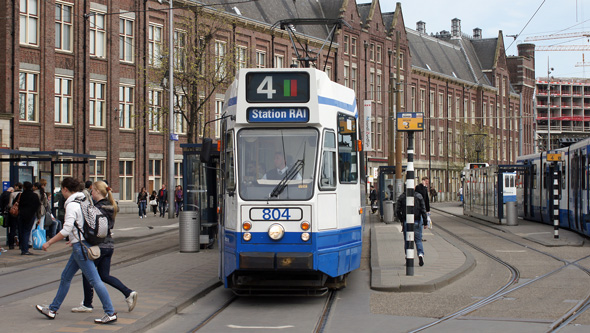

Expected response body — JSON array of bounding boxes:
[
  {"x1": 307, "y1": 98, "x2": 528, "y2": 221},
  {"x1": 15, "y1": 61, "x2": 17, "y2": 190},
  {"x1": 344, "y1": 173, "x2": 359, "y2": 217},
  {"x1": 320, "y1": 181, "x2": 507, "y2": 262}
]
[{"x1": 149, "y1": 7, "x2": 238, "y2": 144}]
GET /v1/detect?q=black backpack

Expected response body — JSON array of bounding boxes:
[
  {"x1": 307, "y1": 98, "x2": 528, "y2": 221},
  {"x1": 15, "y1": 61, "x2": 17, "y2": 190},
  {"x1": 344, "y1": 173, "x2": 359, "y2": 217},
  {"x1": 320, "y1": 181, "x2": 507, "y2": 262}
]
[{"x1": 74, "y1": 197, "x2": 109, "y2": 245}]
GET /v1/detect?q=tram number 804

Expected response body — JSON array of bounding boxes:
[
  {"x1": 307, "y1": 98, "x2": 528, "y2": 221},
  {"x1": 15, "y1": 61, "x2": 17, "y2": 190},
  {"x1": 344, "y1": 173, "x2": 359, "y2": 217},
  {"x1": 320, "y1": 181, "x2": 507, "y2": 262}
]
[{"x1": 250, "y1": 208, "x2": 303, "y2": 221}]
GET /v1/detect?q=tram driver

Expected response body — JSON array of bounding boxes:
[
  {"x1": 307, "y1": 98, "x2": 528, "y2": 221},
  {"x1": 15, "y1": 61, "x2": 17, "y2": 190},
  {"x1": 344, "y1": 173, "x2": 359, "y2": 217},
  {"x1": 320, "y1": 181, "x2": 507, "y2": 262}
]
[{"x1": 262, "y1": 152, "x2": 302, "y2": 180}]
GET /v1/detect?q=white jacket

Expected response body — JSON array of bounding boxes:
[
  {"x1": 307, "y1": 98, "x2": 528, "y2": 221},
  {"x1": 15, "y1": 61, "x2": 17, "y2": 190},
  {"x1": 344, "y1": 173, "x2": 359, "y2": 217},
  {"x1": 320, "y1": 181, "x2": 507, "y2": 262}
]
[{"x1": 59, "y1": 192, "x2": 86, "y2": 243}]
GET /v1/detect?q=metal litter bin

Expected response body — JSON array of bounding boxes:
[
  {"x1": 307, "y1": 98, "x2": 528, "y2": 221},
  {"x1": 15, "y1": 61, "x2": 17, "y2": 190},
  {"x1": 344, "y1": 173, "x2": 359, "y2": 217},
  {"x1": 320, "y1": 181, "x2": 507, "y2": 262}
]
[
  {"x1": 506, "y1": 201, "x2": 518, "y2": 226},
  {"x1": 383, "y1": 200, "x2": 395, "y2": 224},
  {"x1": 179, "y1": 210, "x2": 200, "y2": 252}
]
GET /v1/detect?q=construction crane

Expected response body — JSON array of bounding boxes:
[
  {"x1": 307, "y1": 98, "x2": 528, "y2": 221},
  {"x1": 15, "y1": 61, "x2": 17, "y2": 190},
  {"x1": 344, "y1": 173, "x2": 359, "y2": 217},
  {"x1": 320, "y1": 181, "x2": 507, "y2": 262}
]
[
  {"x1": 525, "y1": 31, "x2": 590, "y2": 41},
  {"x1": 535, "y1": 45, "x2": 590, "y2": 51}
]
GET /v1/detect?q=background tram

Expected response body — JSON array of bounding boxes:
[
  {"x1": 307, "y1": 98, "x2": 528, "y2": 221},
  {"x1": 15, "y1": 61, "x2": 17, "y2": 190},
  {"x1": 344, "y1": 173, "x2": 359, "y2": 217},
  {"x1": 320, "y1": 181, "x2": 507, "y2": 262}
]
[
  {"x1": 516, "y1": 138, "x2": 590, "y2": 237},
  {"x1": 204, "y1": 68, "x2": 363, "y2": 295}
]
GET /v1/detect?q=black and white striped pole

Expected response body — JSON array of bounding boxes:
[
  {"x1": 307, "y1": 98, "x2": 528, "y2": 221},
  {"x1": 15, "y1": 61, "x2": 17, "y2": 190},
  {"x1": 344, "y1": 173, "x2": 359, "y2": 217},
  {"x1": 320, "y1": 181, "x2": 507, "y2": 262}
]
[
  {"x1": 405, "y1": 131, "x2": 415, "y2": 276},
  {"x1": 552, "y1": 161, "x2": 559, "y2": 239}
]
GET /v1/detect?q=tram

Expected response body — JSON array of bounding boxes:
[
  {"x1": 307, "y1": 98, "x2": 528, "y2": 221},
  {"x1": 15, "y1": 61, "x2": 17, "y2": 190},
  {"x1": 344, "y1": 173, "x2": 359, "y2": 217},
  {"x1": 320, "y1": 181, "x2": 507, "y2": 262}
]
[{"x1": 203, "y1": 68, "x2": 363, "y2": 295}]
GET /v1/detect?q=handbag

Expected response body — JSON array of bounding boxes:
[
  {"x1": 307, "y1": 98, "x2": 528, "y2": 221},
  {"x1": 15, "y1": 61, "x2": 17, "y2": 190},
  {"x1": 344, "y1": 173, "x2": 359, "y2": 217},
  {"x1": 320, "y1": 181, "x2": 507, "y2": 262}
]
[
  {"x1": 73, "y1": 222, "x2": 101, "y2": 260},
  {"x1": 44, "y1": 211, "x2": 54, "y2": 228},
  {"x1": 149, "y1": 199, "x2": 157, "y2": 206},
  {"x1": 32, "y1": 224, "x2": 46, "y2": 250},
  {"x1": 9, "y1": 194, "x2": 20, "y2": 217}
]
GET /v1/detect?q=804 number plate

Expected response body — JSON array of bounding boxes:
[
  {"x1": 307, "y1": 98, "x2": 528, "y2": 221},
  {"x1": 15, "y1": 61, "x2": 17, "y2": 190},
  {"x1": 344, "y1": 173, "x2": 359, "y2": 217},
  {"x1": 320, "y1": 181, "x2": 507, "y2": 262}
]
[{"x1": 249, "y1": 208, "x2": 303, "y2": 221}]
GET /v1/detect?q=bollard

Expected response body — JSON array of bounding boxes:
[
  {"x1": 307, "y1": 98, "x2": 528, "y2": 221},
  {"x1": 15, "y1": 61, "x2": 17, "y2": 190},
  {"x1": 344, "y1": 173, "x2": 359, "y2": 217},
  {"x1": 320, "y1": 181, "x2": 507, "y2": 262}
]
[{"x1": 506, "y1": 201, "x2": 518, "y2": 226}]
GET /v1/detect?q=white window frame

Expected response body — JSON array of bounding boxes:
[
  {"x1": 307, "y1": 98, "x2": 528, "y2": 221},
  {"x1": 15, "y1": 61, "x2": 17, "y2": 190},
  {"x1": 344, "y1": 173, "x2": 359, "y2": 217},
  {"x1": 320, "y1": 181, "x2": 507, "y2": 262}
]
[
  {"x1": 471, "y1": 100, "x2": 476, "y2": 124},
  {"x1": 148, "y1": 89, "x2": 162, "y2": 132},
  {"x1": 119, "y1": 17, "x2": 134, "y2": 63},
  {"x1": 90, "y1": 11, "x2": 107, "y2": 58},
  {"x1": 89, "y1": 159, "x2": 106, "y2": 183},
  {"x1": 236, "y1": 45, "x2": 247, "y2": 72},
  {"x1": 174, "y1": 94, "x2": 187, "y2": 134},
  {"x1": 119, "y1": 85, "x2": 134, "y2": 129},
  {"x1": 90, "y1": 81, "x2": 106, "y2": 127},
  {"x1": 274, "y1": 54, "x2": 284, "y2": 68},
  {"x1": 483, "y1": 102, "x2": 487, "y2": 126},
  {"x1": 256, "y1": 50, "x2": 266, "y2": 68},
  {"x1": 119, "y1": 159, "x2": 134, "y2": 201},
  {"x1": 351, "y1": 37, "x2": 357, "y2": 57},
  {"x1": 376, "y1": 72, "x2": 382, "y2": 103},
  {"x1": 55, "y1": 2, "x2": 73, "y2": 52},
  {"x1": 439, "y1": 130, "x2": 444, "y2": 156},
  {"x1": 148, "y1": 24, "x2": 163, "y2": 67},
  {"x1": 343, "y1": 63, "x2": 349, "y2": 88},
  {"x1": 430, "y1": 129, "x2": 435, "y2": 156},
  {"x1": 149, "y1": 159, "x2": 162, "y2": 193},
  {"x1": 174, "y1": 161, "x2": 183, "y2": 187},
  {"x1": 174, "y1": 29, "x2": 186, "y2": 71},
  {"x1": 19, "y1": 71, "x2": 38, "y2": 122},
  {"x1": 369, "y1": 70, "x2": 375, "y2": 101},
  {"x1": 55, "y1": 76, "x2": 73, "y2": 125},
  {"x1": 54, "y1": 158, "x2": 72, "y2": 187},
  {"x1": 215, "y1": 98, "x2": 223, "y2": 138},
  {"x1": 20, "y1": 0, "x2": 38, "y2": 46},
  {"x1": 215, "y1": 40, "x2": 227, "y2": 78}
]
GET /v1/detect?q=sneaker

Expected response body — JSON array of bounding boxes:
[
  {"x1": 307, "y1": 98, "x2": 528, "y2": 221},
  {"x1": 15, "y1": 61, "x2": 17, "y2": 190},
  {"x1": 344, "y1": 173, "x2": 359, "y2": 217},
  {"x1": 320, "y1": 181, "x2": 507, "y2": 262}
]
[
  {"x1": 94, "y1": 313, "x2": 117, "y2": 324},
  {"x1": 36, "y1": 305, "x2": 56, "y2": 319},
  {"x1": 140, "y1": 216, "x2": 143, "y2": 219},
  {"x1": 72, "y1": 304, "x2": 93, "y2": 313},
  {"x1": 419, "y1": 254, "x2": 424, "y2": 267},
  {"x1": 126, "y1": 291, "x2": 138, "y2": 312}
]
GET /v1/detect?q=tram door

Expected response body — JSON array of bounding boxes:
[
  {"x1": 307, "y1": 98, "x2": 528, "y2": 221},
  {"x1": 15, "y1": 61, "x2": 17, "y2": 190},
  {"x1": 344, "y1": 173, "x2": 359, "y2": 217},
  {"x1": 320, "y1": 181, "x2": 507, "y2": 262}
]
[{"x1": 571, "y1": 152, "x2": 582, "y2": 231}]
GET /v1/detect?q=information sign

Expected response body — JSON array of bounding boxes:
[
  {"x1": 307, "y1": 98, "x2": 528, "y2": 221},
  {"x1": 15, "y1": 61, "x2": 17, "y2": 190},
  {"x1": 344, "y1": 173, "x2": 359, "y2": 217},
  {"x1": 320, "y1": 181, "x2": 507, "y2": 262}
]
[
  {"x1": 246, "y1": 72, "x2": 310, "y2": 103},
  {"x1": 396, "y1": 112, "x2": 424, "y2": 131}
]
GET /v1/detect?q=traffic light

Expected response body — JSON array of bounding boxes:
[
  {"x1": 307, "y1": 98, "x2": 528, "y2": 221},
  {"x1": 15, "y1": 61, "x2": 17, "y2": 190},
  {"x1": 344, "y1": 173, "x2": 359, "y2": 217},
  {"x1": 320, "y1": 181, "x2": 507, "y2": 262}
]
[{"x1": 469, "y1": 163, "x2": 487, "y2": 169}]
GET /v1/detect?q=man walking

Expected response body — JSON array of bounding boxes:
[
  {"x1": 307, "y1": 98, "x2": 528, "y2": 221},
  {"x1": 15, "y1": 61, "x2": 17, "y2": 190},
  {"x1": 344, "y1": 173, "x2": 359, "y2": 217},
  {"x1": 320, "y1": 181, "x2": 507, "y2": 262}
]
[
  {"x1": 415, "y1": 177, "x2": 432, "y2": 229},
  {"x1": 157, "y1": 185, "x2": 168, "y2": 217},
  {"x1": 395, "y1": 185, "x2": 428, "y2": 266}
]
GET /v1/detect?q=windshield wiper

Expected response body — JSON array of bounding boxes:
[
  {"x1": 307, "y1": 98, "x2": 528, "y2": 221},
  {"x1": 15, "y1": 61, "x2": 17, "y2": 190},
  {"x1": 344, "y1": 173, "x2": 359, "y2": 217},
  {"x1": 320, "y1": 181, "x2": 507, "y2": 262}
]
[{"x1": 269, "y1": 159, "x2": 304, "y2": 198}]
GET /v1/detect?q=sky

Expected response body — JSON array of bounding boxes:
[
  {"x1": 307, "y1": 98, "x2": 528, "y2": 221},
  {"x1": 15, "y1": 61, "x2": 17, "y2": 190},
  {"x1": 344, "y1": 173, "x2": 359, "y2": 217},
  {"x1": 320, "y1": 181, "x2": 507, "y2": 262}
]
[{"x1": 357, "y1": 0, "x2": 590, "y2": 80}]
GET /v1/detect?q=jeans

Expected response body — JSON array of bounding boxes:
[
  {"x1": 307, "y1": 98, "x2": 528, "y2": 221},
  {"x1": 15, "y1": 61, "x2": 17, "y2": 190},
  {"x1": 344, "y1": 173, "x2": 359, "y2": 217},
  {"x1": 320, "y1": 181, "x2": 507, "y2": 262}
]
[
  {"x1": 18, "y1": 215, "x2": 35, "y2": 254},
  {"x1": 49, "y1": 242, "x2": 115, "y2": 315},
  {"x1": 403, "y1": 218, "x2": 424, "y2": 257},
  {"x1": 82, "y1": 247, "x2": 132, "y2": 308},
  {"x1": 175, "y1": 201, "x2": 183, "y2": 215},
  {"x1": 138, "y1": 201, "x2": 147, "y2": 217},
  {"x1": 158, "y1": 201, "x2": 166, "y2": 216}
]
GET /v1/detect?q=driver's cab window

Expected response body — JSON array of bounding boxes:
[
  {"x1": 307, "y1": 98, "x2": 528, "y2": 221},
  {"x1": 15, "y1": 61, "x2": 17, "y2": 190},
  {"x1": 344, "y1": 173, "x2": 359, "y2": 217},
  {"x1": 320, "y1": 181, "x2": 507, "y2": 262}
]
[
  {"x1": 225, "y1": 131, "x2": 235, "y2": 191},
  {"x1": 319, "y1": 130, "x2": 337, "y2": 189},
  {"x1": 338, "y1": 113, "x2": 358, "y2": 183}
]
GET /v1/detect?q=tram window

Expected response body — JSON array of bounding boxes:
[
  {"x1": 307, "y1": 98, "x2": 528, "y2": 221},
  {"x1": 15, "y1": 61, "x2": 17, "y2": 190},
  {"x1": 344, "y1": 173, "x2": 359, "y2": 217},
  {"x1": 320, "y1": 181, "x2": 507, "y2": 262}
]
[
  {"x1": 532, "y1": 164, "x2": 537, "y2": 189},
  {"x1": 225, "y1": 131, "x2": 235, "y2": 192},
  {"x1": 338, "y1": 113, "x2": 358, "y2": 183},
  {"x1": 562, "y1": 163, "x2": 567, "y2": 190},
  {"x1": 320, "y1": 130, "x2": 337, "y2": 189},
  {"x1": 583, "y1": 155, "x2": 587, "y2": 190}
]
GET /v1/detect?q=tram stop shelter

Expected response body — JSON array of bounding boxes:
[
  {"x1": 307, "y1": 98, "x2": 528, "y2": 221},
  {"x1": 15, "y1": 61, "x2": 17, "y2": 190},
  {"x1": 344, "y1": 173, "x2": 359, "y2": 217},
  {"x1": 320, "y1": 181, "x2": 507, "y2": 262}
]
[{"x1": 0, "y1": 148, "x2": 95, "y2": 212}]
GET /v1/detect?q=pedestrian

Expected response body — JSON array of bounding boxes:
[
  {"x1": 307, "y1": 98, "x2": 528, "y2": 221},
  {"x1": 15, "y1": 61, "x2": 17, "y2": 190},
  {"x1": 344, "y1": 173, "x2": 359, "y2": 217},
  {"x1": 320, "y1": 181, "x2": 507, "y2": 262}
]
[
  {"x1": 7, "y1": 183, "x2": 22, "y2": 249},
  {"x1": 83, "y1": 180, "x2": 93, "y2": 203},
  {"x1": 36, "y1": 177, "x2": 117, "y2": 324},
  {"x1": 34, "y1": 182, "x2": 49, "y2": 233},
  {"x1": 137, "y1": 187, "x2": 148, "y2": 219},
  {"x1": 430, "y1": 186, "x2": 437, "y2": 203},
  {"x1": 415, "y1": 176, "x2": 432, "y2": 229},
  {"x1": 1, "y1": 187, "x2": 14, "y2": 249},
  {"x1": 175, "y1": 185, "x2": 183, "y2": 217},
  {"x1": 157, "y1": 184, "x2": 168, "y2": 217},
  {"x1": 395, "y1": 185, "x2": 428, "y2": 266},
  {"x1": 40, "y1": 179, "x2": 59, "y2": 238},
  {"x1": 459, "y1": 186, "x2": 463, "y2": 203},
  {"x1": 387, "y1": 184, "x2": 394, "y2": 202},
  {"x1": 17, "y1": 181, "x2": 40, "y2": 255},
  {"x1": 369, "y1": 185, "x2": 377, "y2": 214},
  {"x1": 71, "y1": 180, "x2": 138, "y2": 314},
  {"x1": 149, "y1": 190, "x2": 158, "y2": 216}
]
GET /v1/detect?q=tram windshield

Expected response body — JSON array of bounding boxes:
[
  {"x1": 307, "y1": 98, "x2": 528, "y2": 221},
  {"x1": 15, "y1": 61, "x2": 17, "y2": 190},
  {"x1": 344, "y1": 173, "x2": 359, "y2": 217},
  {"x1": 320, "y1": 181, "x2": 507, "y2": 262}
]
[{"x1": 237, "y1": 128, "x2": 318, "y2": 200}]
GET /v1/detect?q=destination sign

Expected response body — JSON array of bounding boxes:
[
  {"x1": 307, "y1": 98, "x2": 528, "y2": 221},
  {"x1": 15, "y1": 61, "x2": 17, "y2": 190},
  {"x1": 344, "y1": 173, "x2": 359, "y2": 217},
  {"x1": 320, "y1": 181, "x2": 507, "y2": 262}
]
[
  {"x1": 247, "y1": 107, "x2": 310, "y2": 123},
  {"x1": 396, "y1": 112, "x2": 424, "y2": 132},
  {"x1": 246, "y1": 72, "x2": 310, "y2": 103}
]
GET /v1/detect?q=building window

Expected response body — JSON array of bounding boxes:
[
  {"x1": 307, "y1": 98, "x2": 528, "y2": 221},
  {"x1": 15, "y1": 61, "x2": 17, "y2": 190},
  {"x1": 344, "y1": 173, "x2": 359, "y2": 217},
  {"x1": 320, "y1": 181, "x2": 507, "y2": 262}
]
[
  {"x1": 351, "y1": 66, "x2": 357, "y2": 92},
  {"x1": 455, "y1": 97, "x2": 460, "y2": 122},
  {"x1": 89, "y1": 159, "x2": 106, "y2": 183},
  {"x1": 90, "y1": 12, "x2": 106, "y2": 58},
  {"x1": 430, "y1": 129, "x2": 435, "y2": 155},
  {"x1": 236, "y1": 46, "x2": 247, "y2": 72},
  {"x1": 439, "y1": 130, "x2": 444, "y2": 156},
  {"x1": 274, "y1": 54, "x2": 284, "y2": 68},
  {"x1": 174, "y1": 30, "x2": 186, "y2": 71},
  {"x1": 376, "y1": 73, "x2": 382, "y2": 103},
  {"x1": 119, "y1": 160, "x2": 134, "y2": 201},
  {"x1": 369, "y1": 70, "x2": 375, "y2": 101},
  {"x1": 119, "y1": 18, "x2": 134, "y2": 63},
  {"x1": 148, "y1": 24, "x2": 162, "y2": 66},
  {"x1": 369, "y1": 43, "x2": 375, "y2": 61},
  {"x1": 483, "y1": 102, "x2": 487, "y2": 126},
  {"x1": 119, "y1": 85, "x2": 134, "y2": 129},
  {"x1": 174, "y1": 94, "x2": 186, "y2": 134},
  {"x1": 343, "y1": 63, "x2": 349, "y2": 87},
  {"x1": 447, "y1": 94, "x2": 452, "y2": 118},
  {"x1": 430, "y1": 91, "x2": 435, "y2": 116},
  {"x1": 256, "y1": 50, "x2": 266, "y2": 68},
  {"x1": 215, "y1": 40, "x2": 227, "y2": 78},
  {"x1": 20, "y1": 0, "x2": 38, "y2": 46},
  {"x1": 344, "y1": 35, "x2": 349, "y2": 54},
  {"x1": 53, "y1": 158, "x2": 72, "y2": 187},
  {"x1": 19, "y1": 72, "x2": 38, "y2": 122},
  {"x1": 198, "y1": 96, "x2": 205, "y2": 138},
  {"x1": 438, "y1": 92, "x2": 443, "y2": 117},
  {"x1": 376, "y1": 45, "x2": 382, "y2": 63},
  {"x1": 215, "y1": 99, "x2": 223, "y2": 138},
  {"x1": 149, "y1": 159, "x2": 162, "y2": 193},
  {"x1": 148, "y1": 89, "x2": 161, "y2": 132},
  {"x1": 420, "y1": 133, "x2": 426, "y2": 155},
  {"x1": 55, "y1": 2, "x2": 72, "y2": 51},
  {"x1": 411, "y1": 86, "x2": 416, "y2": 112},
  {"x1": 174, "y1": 161, "x2": 183, "y2": 187},
  {"x1": 90, "y1": 81, "x2": 106, "y2": 127},
  {"x1": 54, "y1": 76, "x2": 72, "y2": 124},
  {"x1": 377, "y1": 119, "x2": 382, "y2": 151},
  {"x1": 351, "y1": 37, "x2": 357, "y2": 56},
  {"x1": 471, "y1": 100, "x2": 476, "y2": 124}
]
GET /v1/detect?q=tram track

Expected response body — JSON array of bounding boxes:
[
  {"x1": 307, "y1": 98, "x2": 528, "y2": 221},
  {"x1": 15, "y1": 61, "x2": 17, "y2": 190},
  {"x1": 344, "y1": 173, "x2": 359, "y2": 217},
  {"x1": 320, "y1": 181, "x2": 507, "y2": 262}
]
[
  {"x1": 407, "y1": 208, "x2": 590, "y2": 332},
  {"x1": 0, "y1": 230, "x2": 179, "y2": 302}
]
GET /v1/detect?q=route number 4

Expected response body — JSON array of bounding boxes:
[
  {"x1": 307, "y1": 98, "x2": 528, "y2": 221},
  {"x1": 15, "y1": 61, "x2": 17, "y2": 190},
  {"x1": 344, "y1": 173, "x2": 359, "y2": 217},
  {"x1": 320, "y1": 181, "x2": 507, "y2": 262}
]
[{"x1": 257, "y1": 76, "x2": 277, "y2": 99}]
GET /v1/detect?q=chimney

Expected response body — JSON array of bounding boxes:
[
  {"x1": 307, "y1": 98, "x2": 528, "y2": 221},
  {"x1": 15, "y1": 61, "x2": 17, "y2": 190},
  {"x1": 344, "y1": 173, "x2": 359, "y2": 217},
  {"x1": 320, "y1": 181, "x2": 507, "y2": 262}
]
[
  {"x1": 473, "y1": 28, "x2": 482, "y2": 39},
  {"x1": 417, "y1": 21, "x2": 426, "y2": 34},
  {"x1": 517, "y1": 43, "x2": 535, "y2": 59},
  {"x1": 451, "y1": 18, "x2": 461, "y2": 38}
]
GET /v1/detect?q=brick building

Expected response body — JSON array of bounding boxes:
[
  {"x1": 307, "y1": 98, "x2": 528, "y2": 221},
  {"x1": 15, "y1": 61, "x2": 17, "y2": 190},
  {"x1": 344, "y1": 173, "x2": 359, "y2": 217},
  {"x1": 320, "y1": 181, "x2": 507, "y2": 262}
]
[{"x1": 0, "y1": 0, "x2": 534, "y2": 210}]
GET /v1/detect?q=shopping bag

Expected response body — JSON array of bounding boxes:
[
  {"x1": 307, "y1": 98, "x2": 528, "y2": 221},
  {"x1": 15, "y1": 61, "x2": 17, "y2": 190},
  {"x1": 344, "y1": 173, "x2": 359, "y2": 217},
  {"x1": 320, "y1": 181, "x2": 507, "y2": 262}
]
[{"x1": 32, "y1": 224, "x2": 46, "y2": 250}]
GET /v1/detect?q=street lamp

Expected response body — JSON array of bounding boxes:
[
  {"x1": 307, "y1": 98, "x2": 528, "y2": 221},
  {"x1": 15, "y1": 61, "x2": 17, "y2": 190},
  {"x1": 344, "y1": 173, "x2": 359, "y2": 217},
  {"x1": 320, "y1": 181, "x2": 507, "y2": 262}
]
[{"x1": 468, "y1": 133, "x2": 487, "y2": 163}]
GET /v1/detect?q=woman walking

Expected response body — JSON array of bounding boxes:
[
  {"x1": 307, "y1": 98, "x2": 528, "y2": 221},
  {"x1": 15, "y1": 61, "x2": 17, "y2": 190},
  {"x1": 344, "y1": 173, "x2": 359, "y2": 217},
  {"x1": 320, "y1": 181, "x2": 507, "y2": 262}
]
[
  {"x1": 149, "y1": 190, "x2": 158, "y2": 216},
  {"x1": 17, "y1": 181, "x2": 40, "y2": 255},
  {"x1": 137, "y1": 187, "x2": 148, "y2": 219},
  {"x1": 36, "y1": 177, "x2": 117, "y2": 324},
  {"x1": 72, "y1": 181, "x2": 138, "y2": 313},
  {"x1": 174, "y1": 185, "x2": 183, "y2": 217}
]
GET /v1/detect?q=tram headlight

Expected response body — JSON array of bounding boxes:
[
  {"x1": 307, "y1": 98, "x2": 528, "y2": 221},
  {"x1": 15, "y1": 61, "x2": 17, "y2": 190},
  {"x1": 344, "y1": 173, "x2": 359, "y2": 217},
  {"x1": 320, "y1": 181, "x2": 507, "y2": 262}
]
[
  {"x1": 268, "y1": 223, "x2": 285, "y2": 240},
  {"x1": 301, "y1": 232, "x2": 310, "y2": 242},
  {"x1": 243, "y1": 232, "x2": 252, "y2": 241},
  {"x1": 242, "y1": 221, "x2": 252, "y2": 231},
  {"x1": 300, "y1": 221, "x2": 310, "y2": 231}
]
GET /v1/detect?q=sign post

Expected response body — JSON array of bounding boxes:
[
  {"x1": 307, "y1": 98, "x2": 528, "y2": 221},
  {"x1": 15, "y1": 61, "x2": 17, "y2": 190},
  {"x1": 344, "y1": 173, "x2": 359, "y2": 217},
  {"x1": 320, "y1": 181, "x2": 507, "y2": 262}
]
[
  {"x1": 397, "y1": 112, "x2": 424, "y2": 276},
  {"x1": 547, "y1": 153, "x2": 561, "y2": 239}
]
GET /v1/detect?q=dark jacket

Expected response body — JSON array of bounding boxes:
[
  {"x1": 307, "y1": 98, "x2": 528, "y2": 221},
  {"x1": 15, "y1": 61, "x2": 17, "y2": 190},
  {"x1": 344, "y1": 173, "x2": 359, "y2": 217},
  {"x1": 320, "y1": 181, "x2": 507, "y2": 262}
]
[
  {"x1": 137, "y1": 191, "x2": 148, "y2": 203},
  {"x1": 415, "y1": 183, "x2": 430, "y2": 212},
  {"x1": 0, "y1": 190, "x2": 12, "y2": 213},
  {"x1": 369, "y1": 189, "x2": 377, "y2": 202},
  {"x1": 95, "y1": 198, "x2": 116, "y2": 248},
  {"x1": 395, "y1": 191, "x2": 428, "y2": 223},
  {"x1": 158, "y1": 189, "x2": 168, "y2": 202},
  {"x1": 17, "y1": 189, "x2": 41, "y2": 224}
]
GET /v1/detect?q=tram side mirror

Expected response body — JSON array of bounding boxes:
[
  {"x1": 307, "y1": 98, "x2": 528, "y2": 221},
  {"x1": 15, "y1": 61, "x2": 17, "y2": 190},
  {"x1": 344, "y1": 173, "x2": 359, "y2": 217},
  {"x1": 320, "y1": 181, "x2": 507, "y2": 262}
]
[{"x1": 200, "y1": 138, "x2": 212, "y2": 163}]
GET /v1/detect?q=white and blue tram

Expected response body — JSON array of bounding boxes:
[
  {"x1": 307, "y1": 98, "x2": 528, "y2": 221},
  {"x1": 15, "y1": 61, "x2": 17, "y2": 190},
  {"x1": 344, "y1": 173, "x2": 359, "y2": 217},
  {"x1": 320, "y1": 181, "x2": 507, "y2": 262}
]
[
  {"x1": 212, "y1": 68, "x2": 363, "y2": 295},
  {"x1": 516, "y1": 138, "x2": 590, "y2": 237}
]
